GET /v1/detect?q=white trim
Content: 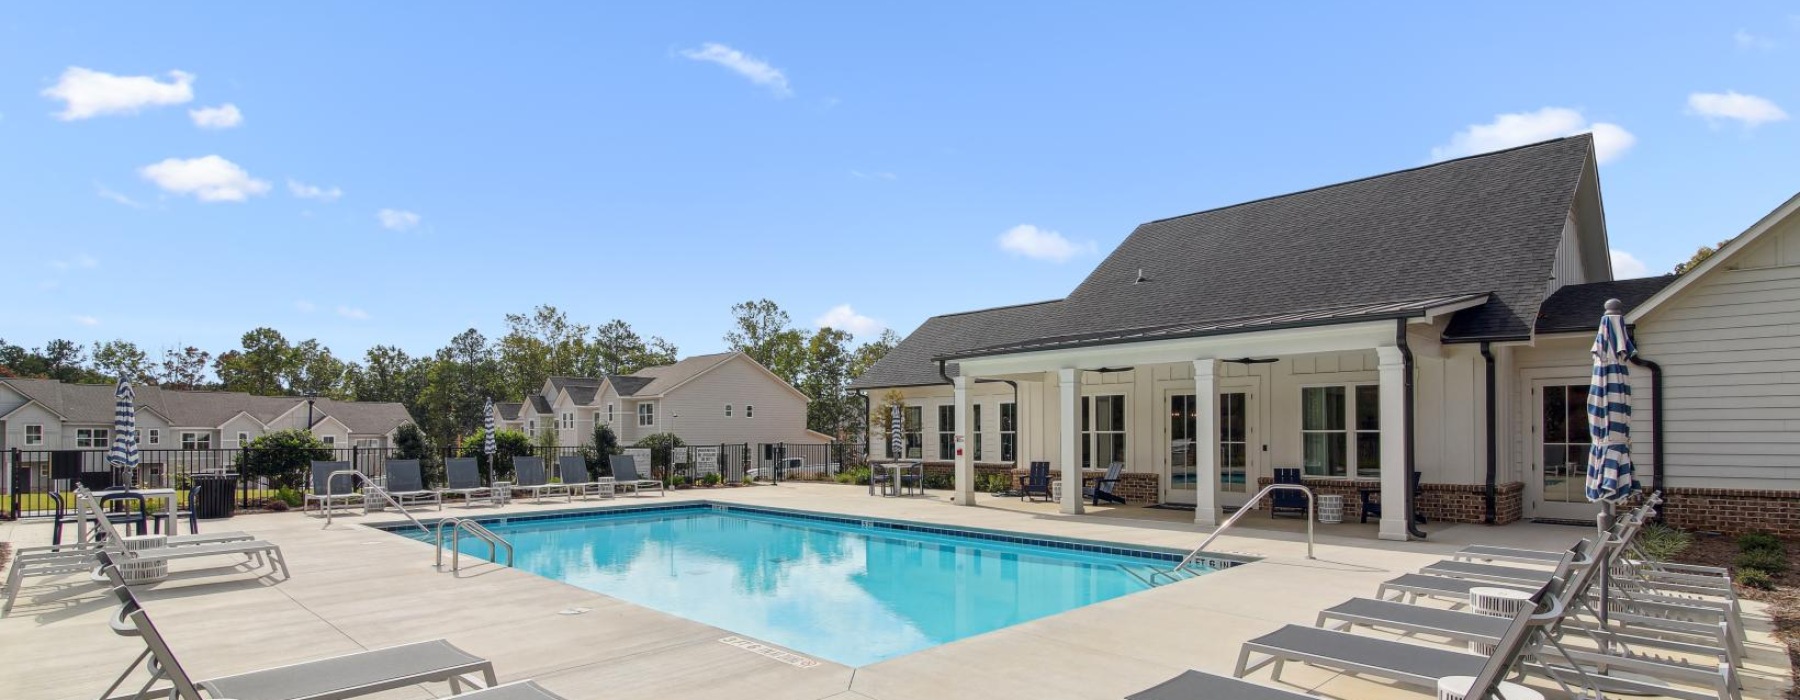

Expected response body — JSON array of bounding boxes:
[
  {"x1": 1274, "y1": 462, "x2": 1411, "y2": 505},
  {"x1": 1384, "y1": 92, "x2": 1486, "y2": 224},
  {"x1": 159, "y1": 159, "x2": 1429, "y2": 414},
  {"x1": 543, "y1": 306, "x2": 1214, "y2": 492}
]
[
  {"x1": 637, "y1": 402, "x2": 656, "y2": 427},
  {"x1": 1627, "y1": 192, "x2": 1800, "y2": 324},
  {"x1": 957, "y1": 320, "x2": 1398, "y2": 378},
  {"x1": 22, "y1": 423, "x2": 45, "y2": 446},
  {"x1": 145, "y1": 428, "x2": 161, "y2": 446},
  {"x1": 1297, "y1": 381, "x2": 1381, "y2": 479},
  {"x1": 0, "y1": 398, "x2": 66, "y2": 422}
]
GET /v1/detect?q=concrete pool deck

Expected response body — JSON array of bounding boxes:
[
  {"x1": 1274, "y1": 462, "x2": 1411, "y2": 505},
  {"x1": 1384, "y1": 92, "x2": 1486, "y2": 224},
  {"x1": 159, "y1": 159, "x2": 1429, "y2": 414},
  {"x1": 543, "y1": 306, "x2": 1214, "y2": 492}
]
[{"x1": 0, "y1": 483, "x2": 1789, "y2": 700}]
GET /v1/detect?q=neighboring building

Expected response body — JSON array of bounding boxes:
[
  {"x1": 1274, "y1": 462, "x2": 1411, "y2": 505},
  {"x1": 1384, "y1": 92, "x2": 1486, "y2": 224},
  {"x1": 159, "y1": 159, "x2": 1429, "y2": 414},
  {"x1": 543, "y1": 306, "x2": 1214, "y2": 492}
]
[
  {"x1": 495, "y1": 351, "x2": 829, "y2": 449},
  {"x1": 0, "y1": 378, "x2": 413, "y2": 488},
  {"x1": 853, "y1": 134, "x2": 1800, "y2": 537}
]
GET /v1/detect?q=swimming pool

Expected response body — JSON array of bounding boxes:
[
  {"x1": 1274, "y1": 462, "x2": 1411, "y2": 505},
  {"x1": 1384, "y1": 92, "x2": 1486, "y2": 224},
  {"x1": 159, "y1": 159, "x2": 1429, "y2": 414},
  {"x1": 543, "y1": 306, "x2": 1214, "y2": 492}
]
[{"x1": 401, "y1": 503, "x2": 1231, "y2": 667}]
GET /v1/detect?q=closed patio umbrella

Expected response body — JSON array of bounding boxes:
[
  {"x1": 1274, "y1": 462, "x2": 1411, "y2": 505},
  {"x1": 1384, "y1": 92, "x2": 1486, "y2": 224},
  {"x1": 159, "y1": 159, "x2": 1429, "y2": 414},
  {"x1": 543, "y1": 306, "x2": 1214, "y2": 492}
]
[
  {"x1": 889, "y1": 404, "x2": 904, "y2": 459},
  {"x1": 108, "y1": 378, "x2": 140, "y2": 486},
  {"x1": 483, "y1": 397, "x2": 497, "y2": 482},
  {"x1": 1587, "y1": 298, "x2": 1639, "y2": 660}
]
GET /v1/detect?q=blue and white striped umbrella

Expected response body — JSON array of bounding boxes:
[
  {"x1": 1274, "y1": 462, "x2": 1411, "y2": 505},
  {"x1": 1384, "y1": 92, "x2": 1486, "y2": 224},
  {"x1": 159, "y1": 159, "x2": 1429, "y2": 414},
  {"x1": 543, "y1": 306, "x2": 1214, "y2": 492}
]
[
  {"x1": 108, "y1": 378, "x2": 140, "y2": 475},
  {"x1": 1585, "y1": 303, "x2": 1639, "y2": 502},
  {"x1": 483, "y1": 398, "x2": 497, "y2": 456},
  {"x1": 889, "y1": 404, "x2": 904, "y2": 458}
]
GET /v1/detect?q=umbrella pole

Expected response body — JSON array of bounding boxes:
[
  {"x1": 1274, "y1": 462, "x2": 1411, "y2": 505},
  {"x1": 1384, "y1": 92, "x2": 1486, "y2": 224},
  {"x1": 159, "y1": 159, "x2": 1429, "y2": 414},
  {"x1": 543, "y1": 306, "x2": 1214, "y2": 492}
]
[{"x1": 1597, "y1": 500, "x2": 1616, "y2": 674}]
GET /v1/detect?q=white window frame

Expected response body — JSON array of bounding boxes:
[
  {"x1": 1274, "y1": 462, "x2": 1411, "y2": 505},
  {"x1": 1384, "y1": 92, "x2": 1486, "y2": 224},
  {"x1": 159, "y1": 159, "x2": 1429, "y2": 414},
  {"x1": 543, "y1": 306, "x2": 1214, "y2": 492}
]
[
  {"x1": 527, "y1": 419, "x2": 536, "y2": 437},
  {"x1": 999, "y1": 402, "x2": 1017, "y2": 463},
  {"x1": 607, "y1": 403, "x2": 616, "y2": 424},
  {"x1": 76, "y1": 428, "x2": 110, "y2": 448},
  {"x1": 23, "y1": 424, "x2": 44, "y2": 445},
  {"x1": 146, "y1": 428, "x2": 160, "y2": 445},
  {"x1": 725, "y1": 404, "x2": 732, "y2": 417},
  {"x1": 745, "y1": 405, "x2": 754, "y2": 418},
  {"x1": 973, "y1": 403, "x2": 984, "y2": 461},
  {"x1": 321, "y1": 435, "x2": 336, "y2": 446},
  {"x1": 180, "y1": 432, "x2": 211, "y2": 450},
  {"x1": 637, "y1": 402, "x2": 655, "y2": 427},
  {"x1": 237, "y1": 431, "x2": 251, "y2": 447},
  {"x1": 355, "y1": 438, "x2": 380, "y2": 449},
  {"x1": 1299, "y1": 382, "x2": 1381, "y2": 479},
  {"x1": 1081, "y1": 394, "x2": 1127, "y2": 470},
  {"x1": 937, "y1": 404, "x2": 956, "y2": 460}
]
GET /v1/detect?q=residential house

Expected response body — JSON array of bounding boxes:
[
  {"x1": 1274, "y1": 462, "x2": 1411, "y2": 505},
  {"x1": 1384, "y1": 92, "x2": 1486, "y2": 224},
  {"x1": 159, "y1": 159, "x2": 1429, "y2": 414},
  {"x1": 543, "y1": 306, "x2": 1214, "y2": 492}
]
[
  {"x1": 853, "y1": 134, "x2": 1800, "y2": 538},
  {"x1": 495, "y1": 351, "x2": 829, "y2": 452}
]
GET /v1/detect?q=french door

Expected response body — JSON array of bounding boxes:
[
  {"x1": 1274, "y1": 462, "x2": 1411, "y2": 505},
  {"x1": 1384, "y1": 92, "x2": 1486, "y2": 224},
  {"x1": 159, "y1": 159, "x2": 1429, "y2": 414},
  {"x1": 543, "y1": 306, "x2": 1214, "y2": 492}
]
[
  {"x1": 1528, "y1": 380, "x2": 1602, "y2": 521},
  {"x1": 1164, "y1": 387, "x2": 1258, "y2": 507}
]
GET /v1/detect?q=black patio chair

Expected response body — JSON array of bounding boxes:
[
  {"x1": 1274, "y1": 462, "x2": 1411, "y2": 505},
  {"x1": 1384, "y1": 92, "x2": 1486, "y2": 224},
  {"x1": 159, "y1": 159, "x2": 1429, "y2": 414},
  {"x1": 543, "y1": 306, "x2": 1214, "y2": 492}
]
[
  {"x1": 1085, "y1": 461, "x2": 1127, "y2": 505},
  {"x1": 1269, "y1": 468, "x2": 1307, "y2": 518},
  {"x1": 1020, "y1": 461, "x2": 1053, "y2": 502}
]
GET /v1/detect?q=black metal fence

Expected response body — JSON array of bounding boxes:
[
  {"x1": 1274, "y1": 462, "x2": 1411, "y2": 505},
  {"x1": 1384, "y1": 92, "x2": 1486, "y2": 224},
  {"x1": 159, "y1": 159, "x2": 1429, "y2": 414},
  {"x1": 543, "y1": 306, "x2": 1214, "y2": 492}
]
[{"x1": 4, "y1": 439, "x2": 869, "y2": 519}]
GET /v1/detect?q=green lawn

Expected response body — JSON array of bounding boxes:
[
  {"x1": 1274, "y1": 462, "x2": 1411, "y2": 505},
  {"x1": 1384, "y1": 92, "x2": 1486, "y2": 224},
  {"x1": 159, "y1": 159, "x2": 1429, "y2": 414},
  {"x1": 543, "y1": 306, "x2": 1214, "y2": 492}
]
[{"x1": 13, "y1": 489, "x2": 287, "y2": 513}]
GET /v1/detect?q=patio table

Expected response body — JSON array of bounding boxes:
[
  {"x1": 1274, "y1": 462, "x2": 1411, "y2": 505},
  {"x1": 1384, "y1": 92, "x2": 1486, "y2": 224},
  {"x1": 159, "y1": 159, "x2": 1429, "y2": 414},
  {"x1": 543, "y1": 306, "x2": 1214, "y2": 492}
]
[
  {"x1": 86, "y1": 487, "x2": 177, "y2": 539},
  {"x1": 869, "y1": 461, "x2": 922, "y2": 497}
]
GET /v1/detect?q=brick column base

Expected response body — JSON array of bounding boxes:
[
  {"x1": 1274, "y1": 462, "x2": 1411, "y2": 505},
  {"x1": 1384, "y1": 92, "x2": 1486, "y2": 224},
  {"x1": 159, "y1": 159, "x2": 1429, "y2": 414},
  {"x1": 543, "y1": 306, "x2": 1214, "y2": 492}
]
[{"x1": 1252, "y1": 476, "x2": 1524, "y2": 525}]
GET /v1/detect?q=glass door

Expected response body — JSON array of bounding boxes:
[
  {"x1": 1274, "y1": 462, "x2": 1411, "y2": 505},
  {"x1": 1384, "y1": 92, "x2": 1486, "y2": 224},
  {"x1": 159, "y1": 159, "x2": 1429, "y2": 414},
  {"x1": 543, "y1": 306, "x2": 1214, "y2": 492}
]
[
  {"x1": 1166, "y1": 394, "x2": 1197, "y2": 504},
  {"x1": 1219, "y1": 391, "x2": 1250, "y2": 506},
  {"x1": 1530, "y1": 381, "x2": 1601, "y2": 520}
]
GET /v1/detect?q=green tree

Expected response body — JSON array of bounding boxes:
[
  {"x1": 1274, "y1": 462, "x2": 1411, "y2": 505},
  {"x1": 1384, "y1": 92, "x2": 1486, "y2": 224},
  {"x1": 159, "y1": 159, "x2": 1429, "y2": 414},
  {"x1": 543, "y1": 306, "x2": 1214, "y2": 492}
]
[
  {"x1": 41, "y1": 339, "x2": 96, "y2": 383},
  {"x1": 590, "y1": 319, "x2": 677, "y2": 375},
  {"x1": 634, "y1": 432, "x2": 687, "y2": 474},
  {"x1": 496, "y1": 305, "x2": 591, "y2": 398},
  {"x1": 589, "y1": 422, "x2": 620, "y2": 462},
  {"x1": 390, "y1": 423, "x2": 440, "y2": 484},
  {"x1": 416, "y1": 329, "x2": 503, "y2": 446},
  {"x1": 158, "y1": 346, "x2": 213, "y2": 390},
  {"x1": 350, "y1": 345, "x2": 426, "y2": 405},
  {"x1": 535, "y1": 420, "x2": 560, "y2": 455},
  {"x1": 801, "y1": 327, "x2": 861, "y2": 440},
  {"x1": 242, "y1": 429, "x2": 333, "y2": 490},
  {"x1": 287, "y1": 339, "x2": 352, "y2": 399},
  {"x1": 91, "y1": 339, "x2": 154, "y2": 383},
  {"x1": 725, "y1": 299, "x2": 806, "y2": 385},
  {"x1": 459, "y1": 429, "x2": 532, "y2": 481},
  {"x1": 215, "y1": 328, "x2": 297, "y2": 395},
  {"x1": 850, "y1": 329, "x2": 900, "y2": 380},
  {"x1": 1674, "y1": 240, "x2": 1732, "y2": 275}
]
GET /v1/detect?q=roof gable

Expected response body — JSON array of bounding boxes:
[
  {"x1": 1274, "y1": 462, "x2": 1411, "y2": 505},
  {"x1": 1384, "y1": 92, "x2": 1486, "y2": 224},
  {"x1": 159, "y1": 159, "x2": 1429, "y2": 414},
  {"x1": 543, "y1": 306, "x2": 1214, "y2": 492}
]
[{"x1": 1628, "y1": 192, "x2": 1800, "y2": 324}]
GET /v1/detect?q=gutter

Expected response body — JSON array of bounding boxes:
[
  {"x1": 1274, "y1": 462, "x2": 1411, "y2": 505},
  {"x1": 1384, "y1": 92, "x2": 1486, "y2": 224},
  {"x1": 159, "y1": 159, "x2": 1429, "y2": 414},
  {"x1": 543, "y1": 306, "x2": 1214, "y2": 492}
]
[
  {"x1": 1480, "y1": 342, "x2": 1497, "y2": 524},
  {"x1": 1398, "y1": 320, "x2": 1427, "y2": 540},
  {"x1": 1628, "y1": 353, "x2": 1665, "y2": 498}
]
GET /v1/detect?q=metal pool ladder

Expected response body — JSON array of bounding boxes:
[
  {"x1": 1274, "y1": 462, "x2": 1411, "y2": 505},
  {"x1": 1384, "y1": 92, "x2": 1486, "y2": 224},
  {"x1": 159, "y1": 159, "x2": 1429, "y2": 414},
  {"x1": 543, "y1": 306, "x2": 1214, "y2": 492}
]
[
  {"x1": 323, "y1": 468, "x2": 429, "y2": 535},
  {"x1": 435, "y1": 518, "x2": 514, "y2": 573},
  {"x1": 1147, "y1": 483, "x2": 1315, "y2": 586}
]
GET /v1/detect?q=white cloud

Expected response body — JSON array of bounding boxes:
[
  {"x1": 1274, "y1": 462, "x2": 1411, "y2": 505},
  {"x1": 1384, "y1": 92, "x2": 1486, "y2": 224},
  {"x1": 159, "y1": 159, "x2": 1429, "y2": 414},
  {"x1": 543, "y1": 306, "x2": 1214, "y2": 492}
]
[
  {"x1": 814, "y1": 304, "x2": 885, "y2": 337},
  {"x1": 1733, "y1": 29, "x2": 1776, "y2": 51},
  {"x1": 42, "y1": 67, "x2": 194, "y2": 120},
  {"x1": 188, "y1": 103, "x2": 242, "y2": 129},
  {"x1": 1610, "y1": 250, "x2": 1650, "y2": 279},
  {"x1": 1687, "y1": 91, "x2": 1789, "y2": 128},
  {"x1": 72, "y1": 315, "x2": 100, "y2": 327},
  {"x1": 138, "y1": 155, "x2": 270, "y2": 202},
  {"x1": 294, "y1": 300, "x2": 317, "y2": 313},
  {"x1": 679, "y1": 43, "x2": 792, "y2": 97},
  {"x1": 1431, "y1": 107, "x2": 1635, "y2": 164},
  {"x1": 50, "y1": 254, "x2": 99, "y2": 271},
  {"x1": 850, "y1": 169, "x2": 898, "y2": 181},
  {"x1": 95, "y1": 184, "x2": 144, "y2": 208},
  {"x1": 998, "y1": 224, "x2": 1096, "y2": 263},
  {"x1": 377, "y1": 209, "x2": 421, "y2": 231},
  {"x1": 288, "y1": 179, "x2": 343, "y2": 202},
  {"x1": 337, "y1": 305, "x2": 370, "y2": 320}
]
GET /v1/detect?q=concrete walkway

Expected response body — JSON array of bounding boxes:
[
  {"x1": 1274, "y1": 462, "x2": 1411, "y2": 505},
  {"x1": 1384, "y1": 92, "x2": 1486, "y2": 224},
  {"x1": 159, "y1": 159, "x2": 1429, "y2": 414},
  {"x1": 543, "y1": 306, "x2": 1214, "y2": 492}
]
[{"x1": 1, "y1": 483, "x2": 1789, "y2": 699}]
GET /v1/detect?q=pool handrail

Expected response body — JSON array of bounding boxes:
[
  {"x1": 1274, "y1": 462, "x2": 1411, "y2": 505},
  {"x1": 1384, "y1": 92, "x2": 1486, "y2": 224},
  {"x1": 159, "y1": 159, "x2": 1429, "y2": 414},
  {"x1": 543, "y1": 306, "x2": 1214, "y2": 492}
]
[
  {"x1": 324, "y1": 468, "x2": 429, "y2": 535},
  {"x1": 1151, "y1": 483, "x2": 1314, "y2": 585},
  {"x1": 435, "y1": 517, "x2": 513, "y2": 572}
]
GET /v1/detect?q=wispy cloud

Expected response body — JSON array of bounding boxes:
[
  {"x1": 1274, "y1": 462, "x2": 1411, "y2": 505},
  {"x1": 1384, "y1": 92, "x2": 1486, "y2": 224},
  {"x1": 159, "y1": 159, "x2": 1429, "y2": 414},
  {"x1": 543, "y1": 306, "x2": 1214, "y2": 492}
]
[
  {"x1": 189, "y1": 103, "x2": 243, "y2": 129},
  {"x1": 377, "y1": 208, "x2": 421, "y2": 231},
  {"x1": 850, "y1": 170, "x2": 898, "y2": 181},
  {"x1": 95, "y1": 183, "x2": 145, "y2": 209},
  {"x1": 1687, "y1": 91, "x2": 1789, "y2": 128},
  {"x1": 336, "y1": 305, "x2": 370, "y2": 320},
  {"x1": 679, "y1": 43, "x2": 792, "y2": 97},
  {"x1": 814, "y1": 304, "x2": 885, "y2": 337},
  {"x1": 288, "y1": 178, "x2": 343, "y2": 202},
  {"x1": 49, "y1": 254, "x2": 99, "y2": 271},
  {"x1": 139, "y1": 155, "x2": 270, "y2": 202},
  {"x1": 42, "y1": 67, "x2": 194, "y2": 120},
  {"x1": 1431, "y1": 107, "x2": 1634, "y2": 164},
  {"x1": 1733, "y1": 29, "x2": 1776, "y2": 51},
  {"x1": 1611, "y1": 250, "x2": 1650, "y2": 279},
  {"x1": 72, "y1": 315, "x2": 100, "y2": 327},
  {"x1": 998, "y1": 224, "x2": 1097, "y2": 263},
  {"x1": 294, "y1": 299, "x2": 317, "y2": 313}
]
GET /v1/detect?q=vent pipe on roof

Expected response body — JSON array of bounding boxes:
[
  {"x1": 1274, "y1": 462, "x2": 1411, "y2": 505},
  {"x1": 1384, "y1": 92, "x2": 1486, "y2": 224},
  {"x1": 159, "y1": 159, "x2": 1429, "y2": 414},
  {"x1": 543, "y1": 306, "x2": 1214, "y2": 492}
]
[{"x1": 1134, "y1": 268, "x2": 1148, "y2": 284}]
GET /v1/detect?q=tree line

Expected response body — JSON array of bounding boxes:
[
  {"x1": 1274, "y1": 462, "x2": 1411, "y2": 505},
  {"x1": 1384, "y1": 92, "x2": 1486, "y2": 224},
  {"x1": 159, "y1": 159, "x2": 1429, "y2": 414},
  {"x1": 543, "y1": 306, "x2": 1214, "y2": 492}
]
[{"x1": 0, "y1": 299, "x2": 899, "y2": 448}]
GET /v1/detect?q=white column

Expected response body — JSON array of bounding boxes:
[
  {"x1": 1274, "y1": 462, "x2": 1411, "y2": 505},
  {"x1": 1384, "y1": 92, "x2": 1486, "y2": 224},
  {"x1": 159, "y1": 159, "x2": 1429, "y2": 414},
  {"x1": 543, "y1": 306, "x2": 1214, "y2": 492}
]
[
  {"x1": 1058, "y1": 367, "x2": 1083, "y2": 515},
  {"x1": 1193, "y1": 359, "x2": 1220, "y2": 527},
  {"x1": 952, "y1": 375, "x2": 976, "y2": 506},
  {"x1": 1377, "y1": 345, "x2": 1411, "y2": 541}
]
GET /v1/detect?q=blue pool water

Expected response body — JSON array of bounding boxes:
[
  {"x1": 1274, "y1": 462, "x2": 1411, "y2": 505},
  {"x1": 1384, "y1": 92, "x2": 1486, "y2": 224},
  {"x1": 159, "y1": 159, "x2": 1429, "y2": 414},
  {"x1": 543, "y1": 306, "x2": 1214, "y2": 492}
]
[{"x1": 410, "y1": 505, "x2": 1211, "y2": 666}]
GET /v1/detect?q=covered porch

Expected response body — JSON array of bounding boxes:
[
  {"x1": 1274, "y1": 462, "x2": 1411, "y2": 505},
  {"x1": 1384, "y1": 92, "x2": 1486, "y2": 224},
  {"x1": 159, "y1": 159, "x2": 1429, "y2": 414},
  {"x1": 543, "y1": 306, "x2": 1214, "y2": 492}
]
[{"x1": 939, "y1": 295, "x2": 1490, "y2": 542}]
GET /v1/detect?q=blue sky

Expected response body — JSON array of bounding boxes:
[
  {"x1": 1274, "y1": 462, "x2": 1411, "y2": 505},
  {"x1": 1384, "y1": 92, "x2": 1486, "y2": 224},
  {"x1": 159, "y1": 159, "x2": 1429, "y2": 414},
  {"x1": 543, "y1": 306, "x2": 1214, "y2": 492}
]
[{"x1": 2, "y1": 3, "x2": 1796, "y2": 363}]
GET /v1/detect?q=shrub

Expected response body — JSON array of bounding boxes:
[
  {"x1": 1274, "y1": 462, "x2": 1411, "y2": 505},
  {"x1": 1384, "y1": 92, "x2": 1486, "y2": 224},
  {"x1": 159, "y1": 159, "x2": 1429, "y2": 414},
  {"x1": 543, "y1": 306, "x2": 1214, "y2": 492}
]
[
  {"x1": 1635, "y1": 524, "x2": 1694, "y2": 562},
  {"x1": 835, "y1": 466, "x2": 871, "y2": 485},
  {"x1": 391, "y1": 424, "x2": 441, "y2": 484},
  {"x1": 741, "y1": 474, "x2": 754, "y2": 486},
  {"x1": 634, "y1": 433, "x2": 687, "y2": 470},
  {"x1": 922, "y1": 473, "x2": 954, "y2": 490},
  {"x1": 273, "y1": 486, "x2": 305, "y2": 508},
  {"x1": 588, "y1": 423, "x2": 620, "y2": 469},
  {"x1": 1737, "y1": 568, "x2": 1775, "y2": 590},
  {"x1": 1737, "y1": 531, "x2": 1783, "y2": 555},
  {"x1": 458, "y1": 430, "x2": 532, "y2": 481},
  {"x1": 672, "y1": 474, "x2": 691, "y2": 488},
  {"x1": 702, "y1": 472, "x2": 722, "y2": 486},
  {"x1": 259, "y1": 498, "x2": 290, "y2": 512},
  {"x1": 1735, "y1": 549, "x2": 1789, "y2": 575},
  {"x1": 241, "y1": 429, "x2": 333, "y2": 490}
]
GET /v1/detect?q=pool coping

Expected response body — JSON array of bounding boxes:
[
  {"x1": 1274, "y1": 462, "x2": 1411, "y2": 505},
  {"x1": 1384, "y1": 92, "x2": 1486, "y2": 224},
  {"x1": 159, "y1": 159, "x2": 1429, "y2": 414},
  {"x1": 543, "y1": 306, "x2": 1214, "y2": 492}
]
[{"x1": 367, "y1": 499, "x2": 1255, "y2": 570}]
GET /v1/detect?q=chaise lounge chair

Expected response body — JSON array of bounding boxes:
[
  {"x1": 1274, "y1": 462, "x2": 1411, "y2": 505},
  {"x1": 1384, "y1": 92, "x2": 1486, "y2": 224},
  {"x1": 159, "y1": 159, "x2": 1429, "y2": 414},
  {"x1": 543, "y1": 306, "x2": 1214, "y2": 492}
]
[
  {"x1": 509, "y1": 457, "x2": 571, "y2": 504},
  {"x1": 99, "y1": 580, "x2": 568, "y2": 700},
  {"x1": 379, "y1": 459, "x2": 443, "y2": 512},
  {"x1": 556, "y1": 456, "x2": 603, "y2": 499},
  {"x1": 304, "y1": 461, "x2": 363, "y2": 516},
  {"x1": 441, "y1": 458, "x2": 496, "y2": 507},
  {"x1": 610, "y1": 455, "x2": 664, "y2": 497}
]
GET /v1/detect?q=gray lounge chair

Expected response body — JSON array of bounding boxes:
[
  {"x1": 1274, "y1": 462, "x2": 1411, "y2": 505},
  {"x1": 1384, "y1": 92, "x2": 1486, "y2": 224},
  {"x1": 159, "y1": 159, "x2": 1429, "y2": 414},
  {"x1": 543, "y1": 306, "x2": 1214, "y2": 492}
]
[
  {"x1": 510, "y1": 457, "x2": 571, "y2": 504},
  {"x1": 610, "y1": 455, "x2": 664, "y2": 497},
  {"x1": 442, "y1": 457, "x2": 496, "y2": 507},
  {"x1": 377, "y1": 459, "x2": 442, "y2": 511},
  {"x1": 304, "y1": 461, "x2": 362, "y2": 515},
  {"x1": 3, "y1": 515, "x2": 259, "y2": 616},
  {"x1": 81, "y1": 491, "x2": 288, "y2": 578},
  {"x1": 556, "y1": 456, "x2": 603, "y2": 499},
  {"x1": 1135, "y1": 586, "x2": 1549, "y2": 700},
  {"x1": 103, "y1": 582, "x2": 515, "y2": 700}
]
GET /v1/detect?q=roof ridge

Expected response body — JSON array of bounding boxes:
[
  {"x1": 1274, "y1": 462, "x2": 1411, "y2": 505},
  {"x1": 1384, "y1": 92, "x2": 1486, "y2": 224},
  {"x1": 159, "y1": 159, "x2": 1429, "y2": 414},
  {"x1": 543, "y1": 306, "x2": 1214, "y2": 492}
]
[{"x1": 1139, "y1": 135, "x2": 1592, "y2": 227}]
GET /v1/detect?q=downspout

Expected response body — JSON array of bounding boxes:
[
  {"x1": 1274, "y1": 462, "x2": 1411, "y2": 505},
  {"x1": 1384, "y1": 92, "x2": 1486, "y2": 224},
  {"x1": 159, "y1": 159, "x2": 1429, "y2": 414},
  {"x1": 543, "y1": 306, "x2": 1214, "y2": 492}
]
[
  {"x1": 1398, "y1": 320, "x2": 1427, "y2": 540},
  {"x1": 1628, "y1": 353, "x2": 1665, "y2": 498},
  {"x1": 1480, "y1": 342, "x2": 1497, "y2": 524}
]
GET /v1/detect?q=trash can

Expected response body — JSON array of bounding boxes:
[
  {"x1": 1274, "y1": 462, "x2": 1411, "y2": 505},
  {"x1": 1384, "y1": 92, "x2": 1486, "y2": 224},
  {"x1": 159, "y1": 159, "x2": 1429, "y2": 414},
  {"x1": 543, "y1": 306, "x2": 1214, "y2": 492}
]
[{"x1": 191, "y1": 473, "x2": 239, "y2": 519}]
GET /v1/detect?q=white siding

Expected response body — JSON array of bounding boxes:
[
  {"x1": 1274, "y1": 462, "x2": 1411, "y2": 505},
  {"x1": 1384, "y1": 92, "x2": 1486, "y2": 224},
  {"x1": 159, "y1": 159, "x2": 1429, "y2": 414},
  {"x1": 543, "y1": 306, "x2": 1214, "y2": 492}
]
[
  {"x1": 1508, "y1": 337, "x2": 1658, "y2": 492},
  {"x1": 658, "y1": 356, "x2": 816, "y2": 445},
  {"x1": 1636, "y1": 215, "x2": 1800, "y2": 489},
  {"x1": 1548, "y1": 213, "x2": 1587, "y2": 295}
]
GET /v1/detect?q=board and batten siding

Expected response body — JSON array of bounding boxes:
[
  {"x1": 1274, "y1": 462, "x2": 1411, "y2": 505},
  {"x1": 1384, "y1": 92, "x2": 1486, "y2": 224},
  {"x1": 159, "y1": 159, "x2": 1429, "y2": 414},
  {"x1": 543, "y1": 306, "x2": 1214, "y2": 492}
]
[
  {"x1": 1548, "y1": 213, "x2": 1589, "y2": 295},
  {"x1": 1636, "y1": 214, "x2": 1800, "y2": 490}
]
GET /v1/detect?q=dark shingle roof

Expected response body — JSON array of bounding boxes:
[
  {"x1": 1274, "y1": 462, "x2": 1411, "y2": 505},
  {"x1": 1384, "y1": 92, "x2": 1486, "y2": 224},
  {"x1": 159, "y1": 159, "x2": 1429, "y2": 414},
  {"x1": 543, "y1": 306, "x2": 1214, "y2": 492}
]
[
  {"x1": 849, "y1": 300, "x2": 1065, "y2": 389},
  {"x1": 495, "y1": 402, "x2": 523, "y2": 421},
  {"x1": 608, "y1": 376, "x2": 655, "y2": 397},
  {"x1": 0, "y1": 379, "x2": 411, "y2": 433},
  {"x1": 1536, "y1": 276, "x2": 1676, "y2": 334},
  {"x1": 528, "y1": 395, "x2": 553, "y2": 414}
]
